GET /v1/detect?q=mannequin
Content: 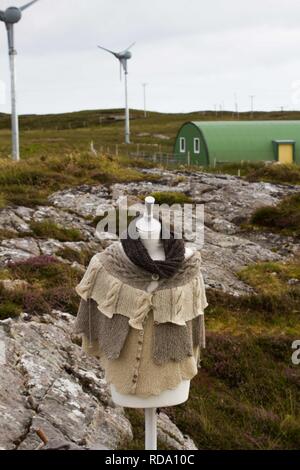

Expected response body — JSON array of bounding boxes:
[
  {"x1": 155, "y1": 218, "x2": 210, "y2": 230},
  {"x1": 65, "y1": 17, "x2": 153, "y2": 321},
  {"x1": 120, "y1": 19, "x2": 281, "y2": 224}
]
[{"x1": 110, "y1": 196, "x2": 194, "y2": 449}]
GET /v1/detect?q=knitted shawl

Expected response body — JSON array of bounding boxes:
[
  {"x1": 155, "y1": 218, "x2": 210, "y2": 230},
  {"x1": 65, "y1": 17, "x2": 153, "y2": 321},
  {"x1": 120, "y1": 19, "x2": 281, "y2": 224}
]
[
  {"x1": 74, "y1": 241, "x2": 208, "y2": 365},
  {"x1": 120, "y1": 216, "x2": 186, "y2": 278}
]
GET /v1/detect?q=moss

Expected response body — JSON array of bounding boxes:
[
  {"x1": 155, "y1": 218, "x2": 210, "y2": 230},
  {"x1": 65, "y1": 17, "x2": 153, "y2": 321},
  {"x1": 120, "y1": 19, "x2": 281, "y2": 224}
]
[
  {"x1": 29, "y1": 220, "x2": 84, "y2": 242},
  {"x1": 249, "y1": 193, "x2": 300, "y2": 238},
  {"x1": 0, "y1": 229, "x2": 18, "y2": 241},
  {"x1": 0, "y1": 299, "x2": 22, "y2": 320},
  {"x1": 150, "y1": 191, "x2": 192, "y2": 205}
]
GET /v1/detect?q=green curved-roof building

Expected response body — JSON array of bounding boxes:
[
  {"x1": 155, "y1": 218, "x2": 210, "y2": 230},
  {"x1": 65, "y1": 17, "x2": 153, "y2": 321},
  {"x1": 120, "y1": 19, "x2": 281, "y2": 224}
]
[{"x1": 174, "y1": 121, "x2": 300, "y2": 166}]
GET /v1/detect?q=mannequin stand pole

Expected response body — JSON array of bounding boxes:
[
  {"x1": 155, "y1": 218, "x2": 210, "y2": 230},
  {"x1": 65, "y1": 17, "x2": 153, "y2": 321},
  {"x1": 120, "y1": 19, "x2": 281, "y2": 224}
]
[{"x1": 145, "y1": 407, "x2": 157, "y2": 450}]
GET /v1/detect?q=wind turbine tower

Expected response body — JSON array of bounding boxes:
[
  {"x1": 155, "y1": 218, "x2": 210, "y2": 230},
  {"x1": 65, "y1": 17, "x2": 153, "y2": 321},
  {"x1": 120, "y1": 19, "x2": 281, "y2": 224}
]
[
  {"x1": 98, "y1": 42, "x2": 135, "y2": 144},
  {"x1": 250, "y1": 95, "x2": 255, "y2": 119},
  {"x1": 0, "y1": 0, "x2": 40, "y2": 162},
  {"x1": 142, "y1": 83, "x2": 148, "y2": 118}
]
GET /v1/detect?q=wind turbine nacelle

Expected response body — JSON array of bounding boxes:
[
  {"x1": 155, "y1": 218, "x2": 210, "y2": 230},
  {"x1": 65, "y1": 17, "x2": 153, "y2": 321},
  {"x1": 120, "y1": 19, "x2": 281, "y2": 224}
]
[
  {"x1": 122, "y1": 51, "x2": 132, "y2": 60},
  {"x1": 4, "y1": 7, "x2": 22, "y2": 24}
]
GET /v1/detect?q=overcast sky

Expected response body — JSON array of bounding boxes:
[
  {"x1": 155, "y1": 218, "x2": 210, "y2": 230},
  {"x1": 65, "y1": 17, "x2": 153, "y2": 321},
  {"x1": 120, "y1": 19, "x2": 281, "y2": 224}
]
[{"x1": 0, "y1": 0, "x2": 300, "y2": 115}]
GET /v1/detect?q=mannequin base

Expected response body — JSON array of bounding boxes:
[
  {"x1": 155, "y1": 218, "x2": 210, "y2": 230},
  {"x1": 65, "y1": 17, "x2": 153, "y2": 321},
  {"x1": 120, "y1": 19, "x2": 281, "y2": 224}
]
[{"x1": 110, "y1": 380, "x2": 190, "y2": 408}]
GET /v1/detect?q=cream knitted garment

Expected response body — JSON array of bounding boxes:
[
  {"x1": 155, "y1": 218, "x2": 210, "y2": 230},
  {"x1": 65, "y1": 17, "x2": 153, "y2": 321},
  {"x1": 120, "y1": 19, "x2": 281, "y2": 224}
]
[
  {"x1": 75, "y1": 242, "x2": 208, "y2": 330},
  {"x1": 74, "y1": 241, "x2": 208, "y2": 397}
]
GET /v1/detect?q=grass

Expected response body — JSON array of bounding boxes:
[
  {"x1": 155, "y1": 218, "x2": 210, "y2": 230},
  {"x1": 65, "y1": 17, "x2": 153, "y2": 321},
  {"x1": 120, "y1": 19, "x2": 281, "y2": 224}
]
[
  {"x1": 6, "y1": 255, "x2": 81, "y2": 289},
  {"x1": 0, "y1": 153, "x2": 161, "y2": 209},
  {"x1": 202, "y1": 162, "x2": 300, "y2": 184},
  {"x1": 124, "y1": 256, "x2": 300, "y2": 450},
  {"x1": 0, "y1": 255, "x2": 83, "y2": 318},
  {"x1": 125, "y1": 328, "x2": 300, "y2": 450},
  {"x1": 167, "y1": 332, "x2": 300, "y2": 450},
  {"x1": 0, "y1": 284, "x2": 23, "y2": 319},
  {"x1": 0, "y1": 108, "x2": 300, "y2": 180},
  {"x1": 0, "y1": 111, "x2": 299, "y2": 202},
  {"x1": 56, "y1": 246, "x2": 96, "y2": 265},
  {"x1": 246, "y1": 163, "x2": 300, "y2": 185},
  {"x1": 248, "y1": 193, "x2": 300, "y2": 238},
  {"x1": 238, "y1": 259, "x2": 300, "y2": 295},
  {"x1": 29, "y1": 219, "x2": 85, "y2": 242}
]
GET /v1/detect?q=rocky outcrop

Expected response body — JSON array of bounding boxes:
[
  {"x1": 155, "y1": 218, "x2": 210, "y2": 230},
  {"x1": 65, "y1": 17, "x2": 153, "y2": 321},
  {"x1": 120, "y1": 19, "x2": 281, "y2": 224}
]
[
  {"x1": 1, "y1": 170, "x2": 299, "y2": 293},
  {"x1": 0, "y1": 168, "x2": 299, "y2": 450},
  {"x1": 0, "y1": 310, "x2": 197, "y2": 450},
  {"x1": 0, "y1": 310, "x2": 132, "y2": 450},
  {"x1": 48, "y1": 184, "x2": 111, "y2": 218}
]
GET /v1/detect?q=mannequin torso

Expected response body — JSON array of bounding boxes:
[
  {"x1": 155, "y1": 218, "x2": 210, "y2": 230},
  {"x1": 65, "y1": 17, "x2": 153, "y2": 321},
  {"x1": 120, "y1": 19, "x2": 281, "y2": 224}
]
[{"x1": 110, "y1": 199, "x2": 194, "y2": 408}]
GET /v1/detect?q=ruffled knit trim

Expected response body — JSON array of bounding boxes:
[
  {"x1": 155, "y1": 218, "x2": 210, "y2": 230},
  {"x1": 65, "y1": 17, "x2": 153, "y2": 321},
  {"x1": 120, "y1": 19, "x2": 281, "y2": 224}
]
[{"x1": 75, "y1": 254, "x2": 208, "y2": 330}]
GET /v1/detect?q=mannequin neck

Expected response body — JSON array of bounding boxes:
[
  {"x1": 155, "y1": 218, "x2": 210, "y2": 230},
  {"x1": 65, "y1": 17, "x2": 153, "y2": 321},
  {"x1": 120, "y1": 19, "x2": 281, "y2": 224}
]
[{"x1": 137, "y1": 228, "x2": 166, "y2": 261}]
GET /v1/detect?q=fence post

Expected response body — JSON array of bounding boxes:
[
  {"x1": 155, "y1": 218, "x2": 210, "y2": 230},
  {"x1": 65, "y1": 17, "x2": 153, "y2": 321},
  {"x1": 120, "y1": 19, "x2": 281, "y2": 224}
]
[
  {"x1": 115, "y1": 144, "x2": 119, "y2": 157},
  {"x1": 214, "y1": 158, "x2": 217, "y2": 168}
]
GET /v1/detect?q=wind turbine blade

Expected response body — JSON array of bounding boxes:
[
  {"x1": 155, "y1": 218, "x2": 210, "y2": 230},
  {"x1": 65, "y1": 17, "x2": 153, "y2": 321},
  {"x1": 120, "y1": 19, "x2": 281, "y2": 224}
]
[
  {"x1": 125, "y1": 42, "x2": 136, "y2": 51},
  {"x1": 97, "y1": 45, "x2": 117, "y2": 56},
  {"x1": 20, "y1": 0, "x2": 40, "y2": 11},
  {"x1": 0, "y1": 10, "x2": 5, "y2": 21}
]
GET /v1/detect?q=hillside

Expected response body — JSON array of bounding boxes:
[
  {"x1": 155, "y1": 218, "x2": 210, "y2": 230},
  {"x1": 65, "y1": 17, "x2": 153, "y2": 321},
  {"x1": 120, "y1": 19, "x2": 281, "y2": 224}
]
[{"x1": 1, "y1": 109, "x2": 300, "y2": 160}]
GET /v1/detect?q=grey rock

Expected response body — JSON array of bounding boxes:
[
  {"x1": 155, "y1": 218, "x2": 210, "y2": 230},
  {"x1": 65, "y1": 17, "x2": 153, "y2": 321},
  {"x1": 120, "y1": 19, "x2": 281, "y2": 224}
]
[
  {"x1": 157, "y1": 412, "x2": 197, "y2": 450},
  {"x1": 0, "y1": 238, "x2": 41, "y2": 264},
  {"x1": 0, "y1": 311, "x2": 133, "y2": 450},
  {"x1": 0, "y1": 208, "x2": 31, "y2": 233},
  {"x1": 48, "y1": 185, "x2": 111, "y2": 218}
]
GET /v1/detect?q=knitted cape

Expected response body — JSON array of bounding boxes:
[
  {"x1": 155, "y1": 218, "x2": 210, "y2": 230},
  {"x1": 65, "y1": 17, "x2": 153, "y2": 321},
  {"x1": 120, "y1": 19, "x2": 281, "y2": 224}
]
[{"x1": 74, "y1": 240, "x2": 208, "y2": 366}]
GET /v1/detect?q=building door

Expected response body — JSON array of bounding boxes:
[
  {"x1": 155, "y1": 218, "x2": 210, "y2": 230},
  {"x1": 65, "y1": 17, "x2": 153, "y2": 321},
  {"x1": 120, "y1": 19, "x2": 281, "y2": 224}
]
[{"x1": 278, "y1": 144, "x2": 294, "y2": 164}]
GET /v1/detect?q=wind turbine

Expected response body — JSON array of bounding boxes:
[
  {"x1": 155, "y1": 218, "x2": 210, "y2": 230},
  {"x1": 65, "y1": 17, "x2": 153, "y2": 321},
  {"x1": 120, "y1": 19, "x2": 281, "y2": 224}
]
[
  {"x1": 0, "y1": 0, "x2": 40, "y2": 162},
  {"x1": 98, "y1": 42, "x2": 135, "y2": 145},
  {"x1": 142, "y1": 83, "x2": 148, "y2": 118}
]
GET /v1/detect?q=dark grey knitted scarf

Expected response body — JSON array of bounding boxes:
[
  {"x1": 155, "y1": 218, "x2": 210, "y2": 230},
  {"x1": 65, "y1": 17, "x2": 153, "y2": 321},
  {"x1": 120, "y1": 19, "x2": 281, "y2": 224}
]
[{"x1": 120, "y1": 216, "x2": 185, "y2": 278}]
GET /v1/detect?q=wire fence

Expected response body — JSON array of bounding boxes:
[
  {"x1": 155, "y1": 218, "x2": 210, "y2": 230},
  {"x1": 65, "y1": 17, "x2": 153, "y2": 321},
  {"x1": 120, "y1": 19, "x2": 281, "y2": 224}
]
[
  {"x1": 90, "y1": 141, "x2": 198, "y2": 168},
  {"x1": 89, "y1": 141, "x2": 275, "y2": 172}
]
